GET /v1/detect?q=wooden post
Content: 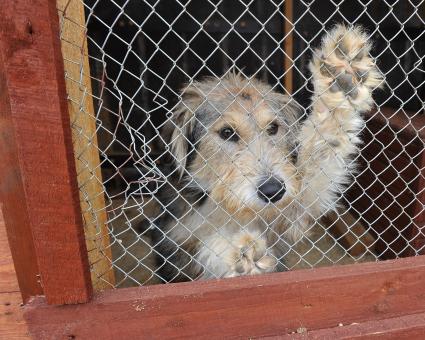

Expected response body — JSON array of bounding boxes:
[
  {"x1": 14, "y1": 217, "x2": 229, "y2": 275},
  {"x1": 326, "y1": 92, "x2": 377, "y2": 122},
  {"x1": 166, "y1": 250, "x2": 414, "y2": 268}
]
[
  {"x1": 284, "y1": 0, "x2": 293, "y2": 94},
  {"x1": 0, "y1": 68, "x2": 43, "y2": 303},
  {"x1": 0, "y1": 0, "x2": 92, "y2": 304},
  {"x1": 57, "y1": 0, "x2": 115, "y2": 290}
]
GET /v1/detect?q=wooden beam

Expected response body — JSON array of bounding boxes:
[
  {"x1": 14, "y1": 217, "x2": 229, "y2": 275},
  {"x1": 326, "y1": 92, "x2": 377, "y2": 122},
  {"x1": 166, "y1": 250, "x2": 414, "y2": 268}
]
[
  {"x1": 0, "y1": 210, "x2": 31, "y2": 339},
  {"x1": 272, "y1": 311, "x2": 425, "y2": 339},
  {"x1": 56, "y1": 0, "x2": 115, "y2": 290},
  {"x1": 24, "y1": 256, "x2": 425, "y2": 338},
  {"x1": 0, "y1": 0, "x2": 92, "y2": 304},
  {"x1": 284, "y1": 0, "x2": 293, "y2": 94},
  {"x1": 0, "y1": 57, "x2": 42, "y2": 302},
  {"x1": 0, "y1": 207, "x2": 21, "y2": 294}
]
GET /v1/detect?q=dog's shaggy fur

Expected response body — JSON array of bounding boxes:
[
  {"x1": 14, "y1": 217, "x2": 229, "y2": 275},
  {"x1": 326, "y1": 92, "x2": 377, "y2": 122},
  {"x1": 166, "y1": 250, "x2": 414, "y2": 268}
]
[{"x1": 151, "y1": 25, "x2": 382, "y2": 282}]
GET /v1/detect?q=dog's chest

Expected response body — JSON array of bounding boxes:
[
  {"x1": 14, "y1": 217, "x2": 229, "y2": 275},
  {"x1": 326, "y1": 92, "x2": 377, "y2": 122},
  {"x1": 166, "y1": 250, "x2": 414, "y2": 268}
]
[{"x1": 170, "y1": 198, "x2": 268, "y2": 243}]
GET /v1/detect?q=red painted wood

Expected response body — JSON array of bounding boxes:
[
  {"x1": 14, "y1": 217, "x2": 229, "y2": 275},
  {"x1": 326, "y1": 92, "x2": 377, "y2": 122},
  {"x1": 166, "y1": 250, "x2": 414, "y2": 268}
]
[
  {"x1": 268, "y1": 311, "x2": 425, "y2": 339},
  {"x1": 0, "y1": 0, "x2": 92, "y2": 304},
  {"x1": 0, "y1": 48, "x2": 42, "y2": 302},
  {"x1": 24, "y1": 256, "x2": 425, "y2": 339}
]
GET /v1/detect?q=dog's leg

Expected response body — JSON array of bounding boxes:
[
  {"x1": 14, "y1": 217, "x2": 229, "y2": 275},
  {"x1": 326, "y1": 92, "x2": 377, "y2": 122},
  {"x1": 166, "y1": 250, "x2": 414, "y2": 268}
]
[
  {"x1": 198, "y1": 230, "x2": 277, "y2": 278},
  {"x1": 295, "y1": 25, "x2": 382, "y2": 223}
]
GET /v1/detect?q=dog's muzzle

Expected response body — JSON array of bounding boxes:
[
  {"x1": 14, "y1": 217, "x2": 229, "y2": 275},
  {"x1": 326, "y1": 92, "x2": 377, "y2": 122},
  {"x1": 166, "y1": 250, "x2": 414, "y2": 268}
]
[{"x1": 257, "y1": 176, "x2": 286, "y2": 203}]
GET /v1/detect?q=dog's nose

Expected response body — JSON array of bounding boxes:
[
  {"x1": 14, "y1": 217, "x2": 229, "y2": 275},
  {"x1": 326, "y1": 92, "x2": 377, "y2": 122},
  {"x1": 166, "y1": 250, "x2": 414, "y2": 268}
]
[{"x1": 257, "y1": 177, "x2": 286, "y2": 203}]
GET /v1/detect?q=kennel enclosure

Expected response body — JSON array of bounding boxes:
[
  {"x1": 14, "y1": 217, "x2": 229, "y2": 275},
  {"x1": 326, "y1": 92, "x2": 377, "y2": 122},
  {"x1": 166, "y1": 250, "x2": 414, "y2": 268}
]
[
  {"x1": 0, "y1": 0, "x2": 425, "y2": 338},
  {"x1": 57, "y1": 0, "x2": 425, "y2": 287}
]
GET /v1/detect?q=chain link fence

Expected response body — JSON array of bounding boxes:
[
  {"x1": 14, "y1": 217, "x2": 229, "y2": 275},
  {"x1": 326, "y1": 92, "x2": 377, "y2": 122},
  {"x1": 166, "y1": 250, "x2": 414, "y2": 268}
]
[{"x1": 57, "y1": 0, "x2": 424, "y2": 289}]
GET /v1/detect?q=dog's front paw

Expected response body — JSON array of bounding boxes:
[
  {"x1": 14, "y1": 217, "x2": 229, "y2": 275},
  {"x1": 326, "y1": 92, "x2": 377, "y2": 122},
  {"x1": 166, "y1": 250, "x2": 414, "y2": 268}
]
[
  {"x1": 310, "y1": 25, "x2": 382, "y2": 112},
  {"x1": 225, "y1": 232, "x2": 276, "y2": 277}
]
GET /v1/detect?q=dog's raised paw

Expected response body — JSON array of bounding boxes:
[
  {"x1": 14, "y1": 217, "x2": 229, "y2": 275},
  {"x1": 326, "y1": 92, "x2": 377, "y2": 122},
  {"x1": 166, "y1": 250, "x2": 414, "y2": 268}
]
[
  {"x1": 310, "y1": 25, "x2": 382, "y2": 112},
  {"x1": 226, "y1": 232, "x2": 276, "y2": 277}
]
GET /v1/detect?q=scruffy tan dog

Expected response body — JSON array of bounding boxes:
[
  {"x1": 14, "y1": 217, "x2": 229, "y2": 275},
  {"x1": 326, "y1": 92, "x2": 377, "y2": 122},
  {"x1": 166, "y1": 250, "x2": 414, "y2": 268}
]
[{"x1": 151, "y1": 25, "x2": 382, "y2": 282}]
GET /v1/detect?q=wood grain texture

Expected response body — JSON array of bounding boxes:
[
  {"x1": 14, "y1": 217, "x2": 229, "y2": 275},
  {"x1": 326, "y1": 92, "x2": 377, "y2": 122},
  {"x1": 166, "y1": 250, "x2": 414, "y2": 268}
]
[
  {"x1": 0, "y1": 32, "x2": 43, "y2": 301},
  {"x1": 268, "y1": 311, "x2": 425, "y2": 339},
  {"x1": 0, "y1": 207, "x2": 22, "y2": 294},
  {"x1": 0, "y1": 0, "x2": 92, "y2": 304},
  {"x1": 0, "y1": 209, "x2": 31, "y2": 339},
  {"x1": 57, "y1": 0, "x2": 115, "y2": 290},
  {"x1": 0, "y1": 292, "x2": 30, "y2": 340},
  {"x1": 24, "y1": 256, "x2": 425, "y2": 339}
]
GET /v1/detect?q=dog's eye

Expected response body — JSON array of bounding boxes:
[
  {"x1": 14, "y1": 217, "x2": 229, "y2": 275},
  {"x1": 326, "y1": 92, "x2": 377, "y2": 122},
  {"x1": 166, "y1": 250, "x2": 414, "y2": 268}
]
[
  {"x1": 219, "y1": 127, "x2": 239, "y2": 142},
  {"x1": 267, "y1": 123, "x2": 279, "y2": 135}
]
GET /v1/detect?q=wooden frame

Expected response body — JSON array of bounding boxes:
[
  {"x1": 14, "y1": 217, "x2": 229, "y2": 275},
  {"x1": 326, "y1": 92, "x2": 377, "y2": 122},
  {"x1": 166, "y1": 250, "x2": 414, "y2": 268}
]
[
  {"x1": 23, "y1": 257, "x2": 425, "y2": 338},
  {"x1": 0, "y1": 0, "x2": 92, "y2": 304},
  {"x1": 1, "y1": 0, "x2": 425, "y2": 337}
]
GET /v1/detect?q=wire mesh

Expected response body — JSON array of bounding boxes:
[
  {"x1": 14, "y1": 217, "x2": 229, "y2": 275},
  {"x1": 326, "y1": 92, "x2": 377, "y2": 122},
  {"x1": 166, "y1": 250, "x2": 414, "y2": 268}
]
[{"x1": 57, "y1": 0, "x2": 424, "y2": 289}]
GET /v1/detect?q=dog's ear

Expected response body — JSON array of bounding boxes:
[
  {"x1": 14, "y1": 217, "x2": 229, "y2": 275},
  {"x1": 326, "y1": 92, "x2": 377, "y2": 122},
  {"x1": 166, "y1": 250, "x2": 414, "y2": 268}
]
[{"x1": 170, "y1": 86, "x2": 203, "y2": 178}]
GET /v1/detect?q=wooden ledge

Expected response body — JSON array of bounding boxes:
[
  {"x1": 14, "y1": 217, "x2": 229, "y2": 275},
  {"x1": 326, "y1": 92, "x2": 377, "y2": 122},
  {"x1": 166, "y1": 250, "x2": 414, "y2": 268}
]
[
  {"x1": 24, "y1": 256, "x2": 425, "y2": 339},
  {"x1": 272, "y1": 311, "x2": 425, "y2": 339}
]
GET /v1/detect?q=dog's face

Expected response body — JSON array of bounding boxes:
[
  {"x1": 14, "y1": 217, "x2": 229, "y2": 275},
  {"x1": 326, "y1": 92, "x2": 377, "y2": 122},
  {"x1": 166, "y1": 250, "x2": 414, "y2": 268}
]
[{"x1": 170, "y1": 73, "x2": 301, "y2": 221}]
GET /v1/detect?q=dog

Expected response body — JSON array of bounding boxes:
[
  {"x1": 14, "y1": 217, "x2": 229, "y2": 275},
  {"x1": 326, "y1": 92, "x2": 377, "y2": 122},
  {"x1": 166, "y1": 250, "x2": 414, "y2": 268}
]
[{"x1": 150, "y1": 24, "x2": 382, "y2": 282}]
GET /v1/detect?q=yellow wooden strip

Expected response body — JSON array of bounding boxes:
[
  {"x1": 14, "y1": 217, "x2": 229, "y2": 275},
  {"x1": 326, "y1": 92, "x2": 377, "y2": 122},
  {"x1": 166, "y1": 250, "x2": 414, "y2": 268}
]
[{"x1": 57, "y1": 0, "x2": 115, "y2": 290}]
